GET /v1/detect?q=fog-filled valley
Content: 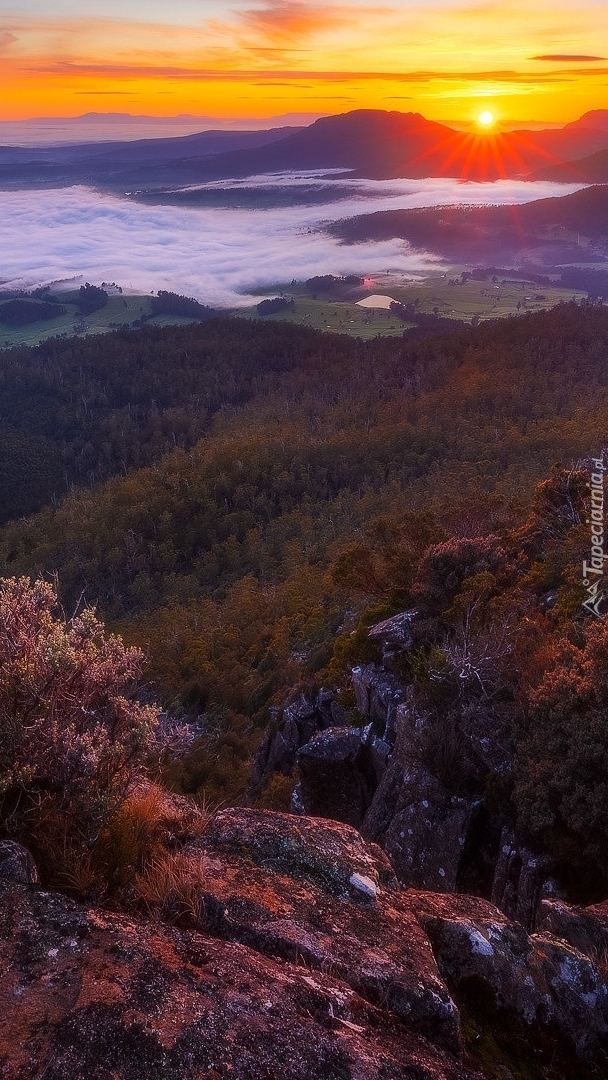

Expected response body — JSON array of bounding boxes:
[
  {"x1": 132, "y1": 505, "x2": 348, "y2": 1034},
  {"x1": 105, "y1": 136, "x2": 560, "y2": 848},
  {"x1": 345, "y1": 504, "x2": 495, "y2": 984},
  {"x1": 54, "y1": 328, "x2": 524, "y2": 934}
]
[{"x1": 0, "y1": 175, "x2": 589, "y2": 304}]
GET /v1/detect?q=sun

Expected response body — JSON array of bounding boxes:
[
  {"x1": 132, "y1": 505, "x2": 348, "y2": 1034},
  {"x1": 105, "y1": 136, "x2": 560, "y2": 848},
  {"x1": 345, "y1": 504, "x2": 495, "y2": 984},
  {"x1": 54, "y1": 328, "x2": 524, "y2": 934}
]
[{"x1": 478, "y1": 110, "x2": 495, "y2": 129}]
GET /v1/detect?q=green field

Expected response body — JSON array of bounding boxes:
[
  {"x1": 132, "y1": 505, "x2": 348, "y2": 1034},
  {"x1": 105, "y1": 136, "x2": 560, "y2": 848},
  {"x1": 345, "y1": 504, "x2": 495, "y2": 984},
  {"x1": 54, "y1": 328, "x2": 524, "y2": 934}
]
[
  {"x1": 0, "y1": 290, "x2": 202, "y2": 349},
  {"x1": 241, "y1": 296, "x2": 410, "y2": 338},
  {"x1": 241, "y1": 273, "x2": 589, "y2": 337},
  {"x1": 385, "y1": 274, "x2": 588, "y2": 320},
  {"x1": 0, "y1": 273, "x2": 592, "y2": 349}
]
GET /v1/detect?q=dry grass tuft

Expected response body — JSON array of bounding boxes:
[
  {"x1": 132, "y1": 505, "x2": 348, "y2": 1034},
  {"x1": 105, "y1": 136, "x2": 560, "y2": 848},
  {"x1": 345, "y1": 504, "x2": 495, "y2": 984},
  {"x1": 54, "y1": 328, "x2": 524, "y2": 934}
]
[
  {"x1": 8, "y1": 779, "x2": 219, "y2": 911},
  {"x1": 56, "y1": 842, "x2": 103, "y2": 899},
  {"x1": 134, "y1": 850, "x2": 209, "y2": 924}
]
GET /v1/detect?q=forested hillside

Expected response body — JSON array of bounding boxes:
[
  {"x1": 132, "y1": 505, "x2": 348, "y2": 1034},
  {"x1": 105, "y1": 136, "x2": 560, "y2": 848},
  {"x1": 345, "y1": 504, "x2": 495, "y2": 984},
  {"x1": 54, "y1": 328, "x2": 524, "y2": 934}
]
[
  {"x1": 0, "y1": 317, "x2": 323, "y2": 521},
  {"x1": 1, "y1": 302, "x2": 608, "y2": 810}
]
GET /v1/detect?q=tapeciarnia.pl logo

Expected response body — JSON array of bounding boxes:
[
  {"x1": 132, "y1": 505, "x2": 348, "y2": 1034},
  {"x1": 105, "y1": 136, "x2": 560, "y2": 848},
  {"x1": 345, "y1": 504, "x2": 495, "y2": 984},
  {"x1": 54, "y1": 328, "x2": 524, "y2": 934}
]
[{"x1": 582, "y1": 457, "x2": 607, "y2": 617}]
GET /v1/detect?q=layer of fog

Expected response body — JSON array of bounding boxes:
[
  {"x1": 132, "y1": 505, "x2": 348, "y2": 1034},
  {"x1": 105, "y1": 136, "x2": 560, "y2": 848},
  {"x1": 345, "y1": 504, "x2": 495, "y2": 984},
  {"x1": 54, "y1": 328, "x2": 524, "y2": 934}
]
[{"x1": 0, "y1": 176, "x2": 585, "y2": 307}]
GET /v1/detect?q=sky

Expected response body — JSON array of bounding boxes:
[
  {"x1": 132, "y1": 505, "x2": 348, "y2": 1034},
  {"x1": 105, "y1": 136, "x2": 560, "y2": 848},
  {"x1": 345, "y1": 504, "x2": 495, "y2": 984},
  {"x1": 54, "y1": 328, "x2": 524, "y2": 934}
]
[
  {"x1": 0, "y1": 177, "x2": 583, "y2": 305},
  {"x1": 1, "y1": 0, "x2": 608, "y2": 127}
]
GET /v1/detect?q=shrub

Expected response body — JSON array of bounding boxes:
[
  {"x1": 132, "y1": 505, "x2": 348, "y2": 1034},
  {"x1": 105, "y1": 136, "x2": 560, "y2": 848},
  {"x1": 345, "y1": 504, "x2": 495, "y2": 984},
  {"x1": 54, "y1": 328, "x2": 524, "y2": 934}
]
[
  {"x1": 0, "y1": 576, "x2": 158, "y2": 850},
  {"x1": 150, "y1": 290, "x2": 216, "y2": 320},
  {"x1": 413, "y1": 535, "x2": 507, "y2": 612},
  {"x1": 76, "y1": 282, "x2": 108, "y2": 314},
  {"x1": 256, "y1": 297, "x2": 292, "y2": 316},
  {"x1": 515, "y1": 617, "x2": 608, "y2": 896}
]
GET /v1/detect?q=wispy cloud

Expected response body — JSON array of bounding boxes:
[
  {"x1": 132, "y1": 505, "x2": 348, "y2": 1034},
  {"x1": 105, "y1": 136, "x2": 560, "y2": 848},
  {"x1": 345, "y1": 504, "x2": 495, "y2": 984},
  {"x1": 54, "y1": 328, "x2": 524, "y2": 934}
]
[
  {"x1": 236, "y1": 0, "x2": 353, "y2": 43},
  {"x1": 22, "y1": 61, "x2": 594, "y2": 86},
  {"x1": 2, "y1": 0, "x2": 608, "y2": 125},
  {"x1": 0, "y1": 30, "x2": 17, "y2": 50},
  {"x1": 532, "y1": 54, "x2": 606, "y2": 61}
]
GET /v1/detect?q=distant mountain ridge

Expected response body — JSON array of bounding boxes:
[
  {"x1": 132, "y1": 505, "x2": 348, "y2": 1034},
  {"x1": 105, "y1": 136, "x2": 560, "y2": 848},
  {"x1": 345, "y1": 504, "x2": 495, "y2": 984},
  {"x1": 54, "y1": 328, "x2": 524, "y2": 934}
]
[
  {"x1": 209, "y1": 108, "x2": 608, "y2": 182},
  {"x1": 0, "y1": 125, "x2": 301, "y2": 166},
  {"x1": 2, "y1": 108, "x2": 608, "y2": 189}
]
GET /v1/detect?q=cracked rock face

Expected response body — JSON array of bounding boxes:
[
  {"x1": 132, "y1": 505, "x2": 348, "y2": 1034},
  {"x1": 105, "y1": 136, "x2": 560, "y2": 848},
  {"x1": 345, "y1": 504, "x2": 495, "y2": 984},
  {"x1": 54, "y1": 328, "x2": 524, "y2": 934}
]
[
  {"x1": 189, "y1": 809, "x2": 462, "y2": 1058},
  {"x1": 295, "y1": 727, "x2": 385, "y2": 828},
  {"x1": 409, "y1": 891, "x2": 608, "y2": 1071}
]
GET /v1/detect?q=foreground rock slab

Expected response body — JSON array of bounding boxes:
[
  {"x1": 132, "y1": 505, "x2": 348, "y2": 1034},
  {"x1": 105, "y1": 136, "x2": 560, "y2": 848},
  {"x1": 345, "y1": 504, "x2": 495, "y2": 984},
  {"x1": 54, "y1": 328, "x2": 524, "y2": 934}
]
[
  {"x1": 2, "y1": 809, "x2": 608, "y2": 1080},
  {"x1": 0, "y1": 879, "x2": 477, "y2": 1080},
  {"x1": 191, "y1": 809, "x2": 462, "y2": 1056}
]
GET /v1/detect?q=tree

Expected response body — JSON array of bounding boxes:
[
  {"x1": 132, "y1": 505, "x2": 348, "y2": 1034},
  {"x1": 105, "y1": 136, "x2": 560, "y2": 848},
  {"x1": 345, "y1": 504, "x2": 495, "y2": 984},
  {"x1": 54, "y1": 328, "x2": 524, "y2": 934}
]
[
  {"x1": 77, "y1": 282, "x2": 108, "y2": 315},
  {"x1": 0, "y1": 577, "x2": 158, "y2": 843},
  {"x1": 150, "y1": 290, "x2": 216, "y2": 319}
]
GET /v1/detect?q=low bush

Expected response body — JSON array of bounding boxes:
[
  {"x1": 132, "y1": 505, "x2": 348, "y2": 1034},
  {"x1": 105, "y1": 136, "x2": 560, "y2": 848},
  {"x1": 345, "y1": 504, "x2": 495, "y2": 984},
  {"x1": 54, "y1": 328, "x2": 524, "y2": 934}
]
[{"x1": 0, "y1": 576, "x2": 159, "y2": 883}]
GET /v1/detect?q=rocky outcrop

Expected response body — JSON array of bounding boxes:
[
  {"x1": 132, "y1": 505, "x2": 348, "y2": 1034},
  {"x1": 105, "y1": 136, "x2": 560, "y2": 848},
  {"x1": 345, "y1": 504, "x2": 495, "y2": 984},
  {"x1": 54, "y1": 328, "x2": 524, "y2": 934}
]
[
  {"x1": 3, "y1": 812, "x2": 608, "y2": 1075},
  {"x1": 351, "y1": 663, "x2": 405, "y2": 744},
  {"x1": 290, "y1": 688, "x2": 487, "y2": 898},
  {"x1": 190, "y1": 809, "x2": 462, "y2": 1057},
  {"x1": 367, "y1": 610, "x2": 417, "y2": 662},
  {"x1": 200, "y1": 806, "x2": 399, "y2": 898},
  {"x1": 250, "y1": 688, "x2": 345, "y2": 792},
  {"x1": 0, "y1": 878, "x2": 470, "y2": 1080},
  {"x1": 0, "y1": 839, "x2": 39, "y2": 884},
  {"x1": 375, "y1": 779, "x2": 479, "y2": 894},
  {"x1": 358, "y1": 700, "x2": 481, "y2": 894},
  {"x1": 294, "y1": 725, "x2": 389, "y2": 827},
  {"x1": 411, "y1": 890, "x2": 608, "y2": 1070},
  {"x1": 1, "y1": 810, "x2": 608, "y2": 1079},
  {"x1": 490, "y1": 827, "x2": 559, "y2": 930},
  {"x1": 537, "y1": 896, "x2": 608, "y2": 956},
  {"x1": 283, "y1": 621, "x2": 558, "y2": 928},
  {"x1": 0, "y1": 812, "x2": 471, "y2": 1080},
  {"x1": 287, "y1": 615, "x2": 494, "y2": 899}
]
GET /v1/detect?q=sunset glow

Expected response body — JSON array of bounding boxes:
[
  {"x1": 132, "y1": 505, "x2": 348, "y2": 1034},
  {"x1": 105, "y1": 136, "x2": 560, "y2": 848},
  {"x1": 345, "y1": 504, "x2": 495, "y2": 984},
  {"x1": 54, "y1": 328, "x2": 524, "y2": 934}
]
[{"x1": 0, "y1": 1, "x2": 608, "y2": 125}]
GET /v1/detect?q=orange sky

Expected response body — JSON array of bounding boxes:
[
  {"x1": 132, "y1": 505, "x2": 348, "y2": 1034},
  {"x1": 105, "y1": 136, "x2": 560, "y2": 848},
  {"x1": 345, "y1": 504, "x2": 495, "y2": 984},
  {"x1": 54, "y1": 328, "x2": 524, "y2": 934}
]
[{"x1": 1, "y1": 0, "x2": 608, "y2": 125}]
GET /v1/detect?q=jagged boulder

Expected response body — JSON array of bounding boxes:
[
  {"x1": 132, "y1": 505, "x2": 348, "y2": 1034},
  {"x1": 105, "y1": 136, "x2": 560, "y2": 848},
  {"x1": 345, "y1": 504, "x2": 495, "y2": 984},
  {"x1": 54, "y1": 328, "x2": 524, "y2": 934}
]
[
  {"x1": 411, "y1": 890, "x2": 608, "y2": 1070},
  {"x1": 189, "y1": 809, "x2": 462, "y2": 1056},
  {"x1": 295, "y1": 726, "x2": 389, "y2": 827},
  {"x1": 288, "y1": 692, "x2": 488, "y2": 896},
  {"x1": 250, "y1": 688, "x2": 345, "y2": 791},
  {"x1": 367, "y1": 610, "x2": 418, "y2": 661},
  {"x1": 200, "y1": 807, "x2": 398, "y2": 898},
  {"x1": 381, "y1": 783, "x2": 479, "y2": 893},
  {"x1": 537, "y1": 896, "x2": 608, "y2": 955},
  {"x1": 350, "y1": 664, "x2": 405, "y2": 743},
  {"x1": 490, "y1": 827, "x2": 560, "y2": 929},
  {"x1": 361, "y1": 702, "x2": 481, "y2": 893}
]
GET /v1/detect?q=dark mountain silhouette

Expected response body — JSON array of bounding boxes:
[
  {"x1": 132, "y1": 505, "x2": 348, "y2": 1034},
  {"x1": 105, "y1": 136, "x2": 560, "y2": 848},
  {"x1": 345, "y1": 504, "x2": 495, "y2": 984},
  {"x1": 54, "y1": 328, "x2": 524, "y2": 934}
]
[
  {"x1": 118, "y1": 109, "x2": 608, "y2": 184},
  {"x1": 0, "y1": 125, "x2": 300, "y2": 187},
  {"x1": 0, "y1": 125, "x2": 301, "y2": 163},
  {"x1": 567, "y1": 109, "x2": 608, "y2": 133},
  {"x1": 3, "y1": 109, "x2": 608, "y2": 189}
]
